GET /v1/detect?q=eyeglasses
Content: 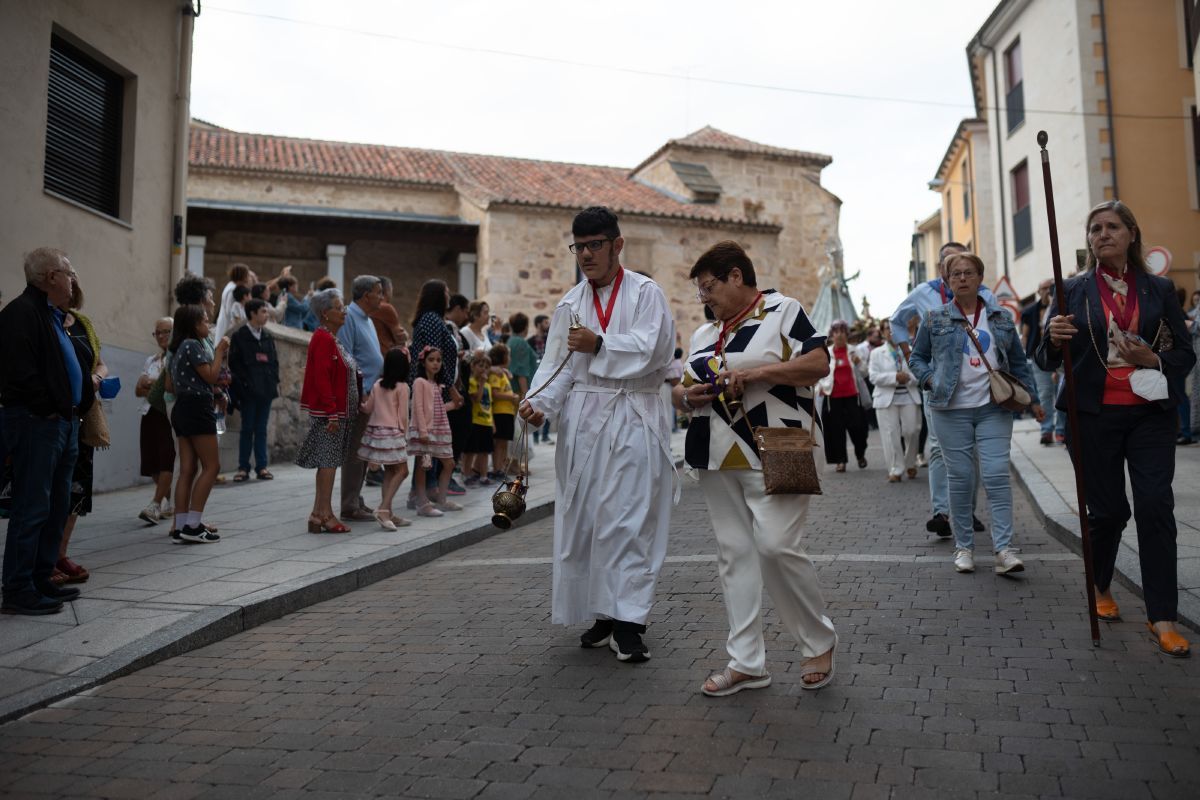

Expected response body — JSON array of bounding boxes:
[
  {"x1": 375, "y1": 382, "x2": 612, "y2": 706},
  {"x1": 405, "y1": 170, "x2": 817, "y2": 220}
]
[
  {"x1": 153, "y1": 329, "x2": 172, "y2": 337},
  {"x1": 947, "y1": 270, "x2": 980, "y2": 281},
  {"x1": 568, "y1": 238, "x2": 612, "y2": 255},
  {"x1": 694, "y1": 278, "x2": 721, "y2": 301}
]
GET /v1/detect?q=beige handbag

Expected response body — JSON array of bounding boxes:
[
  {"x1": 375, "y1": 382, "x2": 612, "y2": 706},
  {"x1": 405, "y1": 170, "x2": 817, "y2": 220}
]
[
  {"x1": 80, "y1": 401, "x2": 110, "y2": 448},
  {"x1": 963, "y1": 323, "x2": 1032, "y2": 413}
]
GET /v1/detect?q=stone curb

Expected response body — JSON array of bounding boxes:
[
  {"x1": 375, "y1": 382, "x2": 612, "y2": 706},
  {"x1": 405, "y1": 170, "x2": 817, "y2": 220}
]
[
  {"x1": 1009, "y1": 446, "x2": 1199, "y2": 635},
  {"x1": 0, "y1": 496, "x2": 555, "y2": 724}
]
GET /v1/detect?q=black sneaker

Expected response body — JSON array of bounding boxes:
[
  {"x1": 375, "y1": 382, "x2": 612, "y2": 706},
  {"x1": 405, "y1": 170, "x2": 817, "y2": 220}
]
[
  {"x1": 1, "y1": 592, "x2": 63, "y2": 616},
  {"x1": 35, "y1": 583, "x2": 80, "y2": 602},
  {"x1": 178, "y1": 526, "x2": 218, "y2": 544},
  {"x1": 609, "y1": 625, "x2": 650, "y2": 663},
  {"x1": 926, "y1": 513, "x2": 952, "y2": 538},
  {"x1": 973, "y1": 516, "x2": 986, "y2": 532},
  {"x1": 580, "y1": 619, "x2": 614, "y2": 648}
]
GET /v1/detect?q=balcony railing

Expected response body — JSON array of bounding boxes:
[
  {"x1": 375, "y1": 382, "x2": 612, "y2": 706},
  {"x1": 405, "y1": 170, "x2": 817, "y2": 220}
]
[
  {"x1": 1006, "y1": 83, "x2": 1025, "y2": 133},
  {"x1": 1013, "y1": 206, "x2": 1032, "y2": 256}
]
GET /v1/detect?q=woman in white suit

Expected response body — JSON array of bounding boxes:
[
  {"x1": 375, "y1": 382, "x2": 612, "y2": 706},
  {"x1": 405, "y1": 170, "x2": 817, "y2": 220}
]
[{"x1": 869, "y1": 319, "x2": 922, "y2": 482}]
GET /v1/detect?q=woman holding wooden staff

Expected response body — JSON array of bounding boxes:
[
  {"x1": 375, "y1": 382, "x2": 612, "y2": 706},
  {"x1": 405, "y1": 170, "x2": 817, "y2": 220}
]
[{"x1": 1037, "y1": 201, "x2": 1195, "y2": 658}]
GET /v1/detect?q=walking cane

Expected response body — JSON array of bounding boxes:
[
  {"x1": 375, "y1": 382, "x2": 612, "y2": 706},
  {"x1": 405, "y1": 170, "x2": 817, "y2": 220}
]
[{"x1": 1037, "y1": 131, "x2": 1101, "y2": 646}]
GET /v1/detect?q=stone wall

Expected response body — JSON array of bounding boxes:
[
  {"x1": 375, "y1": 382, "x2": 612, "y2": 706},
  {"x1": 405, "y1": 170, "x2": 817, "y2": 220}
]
[
  {"x1": 475, "y1": 206, "x2": 781, "y2": 343},
  {"x1": 189, "y1": 173, "x2": 462, "y2": 219}
]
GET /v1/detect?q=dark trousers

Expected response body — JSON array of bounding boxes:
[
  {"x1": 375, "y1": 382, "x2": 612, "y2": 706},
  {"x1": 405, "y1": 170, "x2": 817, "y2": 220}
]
[
  {"x1": 1076, "y1": 404, "x2": 1178, "y2": 622},
  {"x1": 237, "y1": 395, "x2": 271, "y2": 473},
  {"x1": 821, "y1": 395, "x2": 869, "y2": 465},
  {"x1": 1, "y1": 407, "x2": 78, "y2": 597},
  {"x1": 340, "y1": 411, "x2": 370, "y2": 514}
]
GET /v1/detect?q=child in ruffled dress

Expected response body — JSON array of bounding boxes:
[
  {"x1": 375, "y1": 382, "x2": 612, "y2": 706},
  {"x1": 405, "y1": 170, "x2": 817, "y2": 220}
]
[
  {"x1": 409, "y1": 346, "x2": 463, "y2": 517},
  {"x1": 358, "y1": 348, "x2": 411, "y2": 530}
]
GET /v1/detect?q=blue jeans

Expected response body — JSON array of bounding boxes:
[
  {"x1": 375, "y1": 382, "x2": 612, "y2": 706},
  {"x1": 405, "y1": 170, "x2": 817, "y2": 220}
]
[
  {"x1": 930, "y1": 404, "x2": 1015, "y2": 552},
  {"x1": 237, "y1": 396, "x2": 271, "y2": 473},
  {"x1": 1032, "y1": 366, "x2": 1065, "y2": 436},
  {"x1": 921, "y1": 393, "x2": 949, "y2": 517},
  {"x1": 1, "y1": 407, "x2": 78, "y2": 597}
]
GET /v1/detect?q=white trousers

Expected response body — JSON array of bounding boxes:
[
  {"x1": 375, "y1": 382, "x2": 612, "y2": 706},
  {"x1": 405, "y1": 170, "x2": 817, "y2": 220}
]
[
  {"x1": 877, "y1": 403, "x2": 921, "y2": 477},
  {"x1": 698, "y1": 469, "x2": 837, "y2": 676}
]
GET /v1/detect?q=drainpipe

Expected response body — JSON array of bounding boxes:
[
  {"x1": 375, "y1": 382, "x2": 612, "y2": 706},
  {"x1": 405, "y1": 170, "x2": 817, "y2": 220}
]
[
  {"x1": 965, "y1": 132, "x2": 980, "y2": 252},
  {"x1": 983, "y1": 43, "x2": 1010, "y2": 280},
  {"x1": 170, "y1": 2, "x2": 198, "y2": 310},
  {"x1": 1098, "y1": 0, "x2": 1119, "y2": 200}
]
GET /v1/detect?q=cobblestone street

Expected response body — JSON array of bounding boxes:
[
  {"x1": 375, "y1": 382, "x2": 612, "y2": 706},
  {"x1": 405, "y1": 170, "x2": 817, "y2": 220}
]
[{"x1": 2, "y1": 445, "x2": 1198, "y2": 799}]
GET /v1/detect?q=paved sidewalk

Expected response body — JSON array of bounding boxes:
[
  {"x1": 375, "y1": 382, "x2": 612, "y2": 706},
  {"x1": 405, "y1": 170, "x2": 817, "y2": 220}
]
[
  {"x1": 1009, "y1": 417, "x2": 1200, "y2": 631},
  {"x1": 2, "y1": 441, "x2": 1197, "y2": 799},
  {"x1": 0, "y1": 432, "x2": 685, "y2": 723}
]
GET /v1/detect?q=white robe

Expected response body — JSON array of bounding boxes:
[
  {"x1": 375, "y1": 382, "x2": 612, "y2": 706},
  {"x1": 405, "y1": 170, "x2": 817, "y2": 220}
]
[{"x1": 527, "y1": 269, "x2": 676, "y2": 626}]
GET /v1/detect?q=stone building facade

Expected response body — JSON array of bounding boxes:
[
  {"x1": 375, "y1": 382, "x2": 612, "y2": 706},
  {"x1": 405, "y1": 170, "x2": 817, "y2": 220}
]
[{"x1": 188, "y1": 123, "x2": 843, "y2": 341}]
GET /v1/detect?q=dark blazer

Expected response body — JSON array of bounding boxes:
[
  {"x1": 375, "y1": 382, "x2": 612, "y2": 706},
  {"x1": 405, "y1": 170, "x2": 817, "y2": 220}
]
[
  {"x1": 1035, "y1": 269, "x2": 1195, "y2": 415},
  {"x1": 0, "y1": 284, "x2": 95, "y2": 418},
  {"x1": 228, "y1": 324, "x2": 280, "y2": 402}
]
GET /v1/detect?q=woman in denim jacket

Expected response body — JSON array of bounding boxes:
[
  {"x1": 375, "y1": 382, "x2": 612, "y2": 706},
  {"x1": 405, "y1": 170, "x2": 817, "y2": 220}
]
[{"x1": 910, "y1": 253, "x2": 1043, "y2": 575}]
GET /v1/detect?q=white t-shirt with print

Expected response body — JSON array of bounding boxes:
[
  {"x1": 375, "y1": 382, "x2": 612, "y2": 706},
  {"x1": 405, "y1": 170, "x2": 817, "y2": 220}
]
[{"x1": 947, "y1": 313, "x2": 994, "y2": 410}]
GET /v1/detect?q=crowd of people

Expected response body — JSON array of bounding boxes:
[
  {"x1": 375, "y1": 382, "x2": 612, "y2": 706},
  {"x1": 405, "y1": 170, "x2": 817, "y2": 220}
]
[{"x1": 1, "y1": 200, "x2": 1194, "y2": 688}]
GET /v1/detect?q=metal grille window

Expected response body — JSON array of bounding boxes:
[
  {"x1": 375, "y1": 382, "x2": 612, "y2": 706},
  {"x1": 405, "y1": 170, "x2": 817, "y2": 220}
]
[
  {"x1": 44, "y1": 34, "x2": 124, "y2": 218},
  {"x1": 1011, "y1": 160, "x2": 1032, "y2": 256}
]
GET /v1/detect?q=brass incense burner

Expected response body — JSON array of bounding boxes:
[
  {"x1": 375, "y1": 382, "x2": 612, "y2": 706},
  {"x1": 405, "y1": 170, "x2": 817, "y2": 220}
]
[{"x1": 491, "y1": 475, "x2": 528, "y2": 530}]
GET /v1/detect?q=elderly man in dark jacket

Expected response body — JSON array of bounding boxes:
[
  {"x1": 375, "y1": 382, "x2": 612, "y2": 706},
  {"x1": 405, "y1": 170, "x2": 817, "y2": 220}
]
[{"x1": 0, "y1": 248, "x2": 92, "y2": 615}]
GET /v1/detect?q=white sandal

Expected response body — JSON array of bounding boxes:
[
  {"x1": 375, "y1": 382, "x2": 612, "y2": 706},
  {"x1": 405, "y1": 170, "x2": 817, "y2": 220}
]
[
  {"x1": 701, "y1": 667, "x2": 772, "y2": 697},
  {"x1": 799, "y1": 645, "x2": 836, "y2": 691},
  {"x1": 373, "y1": 510, "x2": 397, "y2": 531}
]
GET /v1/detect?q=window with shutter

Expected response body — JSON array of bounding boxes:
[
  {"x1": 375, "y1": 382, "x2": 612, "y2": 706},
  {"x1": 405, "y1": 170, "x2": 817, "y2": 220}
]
[{"x1": 43, "y1": 33, "x2": 124, "y2": 218}]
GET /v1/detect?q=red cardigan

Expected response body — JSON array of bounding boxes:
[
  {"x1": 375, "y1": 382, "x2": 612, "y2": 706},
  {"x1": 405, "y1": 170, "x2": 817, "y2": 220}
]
[{"x1": 300, "y1": 328, "x2": 350, "y2": 420}]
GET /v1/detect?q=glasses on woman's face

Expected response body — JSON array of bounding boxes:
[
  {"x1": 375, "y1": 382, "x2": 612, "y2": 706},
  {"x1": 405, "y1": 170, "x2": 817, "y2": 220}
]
[
  {"x1": 947, "y1": 270, "x2": 979, "y2": 282},
  {"x1": 694, "y1": 278, "x2": 720, "y2": 301}
]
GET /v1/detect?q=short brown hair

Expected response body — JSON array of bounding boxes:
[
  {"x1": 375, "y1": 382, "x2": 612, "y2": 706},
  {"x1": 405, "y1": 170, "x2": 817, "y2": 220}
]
[
  {"x1": 489, "y1": 343, "x2": 509, "y2": 366},
  {"x1": 944, "y1": 252, "x2": 985, "y2": 277},
  {"x1": 509, "y1": 312, "x2": 529, "y2": 335},
  {"x1": 467, "y1": 300, "x2": 489, "y2": 323},
  {"x1": 689, "y1": 240, "x2": 757, "y2": 287},
  {"x1": 228, "y1": 263, "x2": 250, "y2": 284}
]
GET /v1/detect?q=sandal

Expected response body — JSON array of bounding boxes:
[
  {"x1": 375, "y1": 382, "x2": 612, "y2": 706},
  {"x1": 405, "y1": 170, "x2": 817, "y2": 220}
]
[
  {"x1": 374, "y1": 510, "x2": 397, "y2": 531},
  {"x1": 799, "y1": 644, "x2": 836, "y2": 690},
  {"x1": 1095, "y1": 595, "x2": 1121, "y2": 621},
  {"x1": 307, "y1": 514, "x2": 350, "y2": 534},
  {"x1": 835, "y1": 464, "x2": 846, "y2": 473},
  {"x1": 417, "y1": 503, "x2": 443, "y2": 518},
  {"x1": 232, "y1": 471, "x2": 249, "y2": 483},
  {"x1": 256, "y1": 469, "x2": 274, "y2": 480},
  {"x1": 56, "y1": 557, "x2": 90, "y2": 584},
  {"x1": 1147, "y1": 622, "x2": 1190, "y2": 658},
  {"x1": 857, "y1": 456, "x2": 868, "y2": 469},
  {"x1": 701, "y1": 667, "x2": 771, "y2": 697}
]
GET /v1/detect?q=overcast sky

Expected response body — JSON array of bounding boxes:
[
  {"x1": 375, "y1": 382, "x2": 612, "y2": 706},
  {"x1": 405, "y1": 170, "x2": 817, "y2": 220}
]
[{"x1": 191, "y1": 0, "x2": 999, "y2": 316}]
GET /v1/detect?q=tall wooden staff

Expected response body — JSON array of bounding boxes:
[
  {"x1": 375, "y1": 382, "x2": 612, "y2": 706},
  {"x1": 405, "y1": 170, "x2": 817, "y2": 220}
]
[{"x1": 1037, "y1": 130, "x2": 1101, "y2": 646}]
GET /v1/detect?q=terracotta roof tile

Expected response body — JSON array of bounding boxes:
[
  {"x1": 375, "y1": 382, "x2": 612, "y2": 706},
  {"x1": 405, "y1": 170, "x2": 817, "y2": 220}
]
[{"x1": 189, "y1": 125, "x2": 785, "y2": 228}]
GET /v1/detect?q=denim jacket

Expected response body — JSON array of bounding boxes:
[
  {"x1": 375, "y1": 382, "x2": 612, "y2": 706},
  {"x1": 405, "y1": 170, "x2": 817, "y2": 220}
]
[{"x1": 908, "y1": 298, "x2": 1033, "y2": 409}]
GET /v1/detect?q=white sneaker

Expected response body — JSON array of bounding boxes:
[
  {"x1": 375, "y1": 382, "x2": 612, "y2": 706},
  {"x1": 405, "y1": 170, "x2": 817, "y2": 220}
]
[
  {"x1": 138, "y1": 503, "x2": 160, "y2": 525},
  {"x1": 160, "y1": 500, "x2": 174, "y2": 516},
  {"x1": 954, "y1": 548, "x2": 975, "y2": 573},
  {"x1": 994, "y1": 548, "x2": 1025, "y2": 574}
]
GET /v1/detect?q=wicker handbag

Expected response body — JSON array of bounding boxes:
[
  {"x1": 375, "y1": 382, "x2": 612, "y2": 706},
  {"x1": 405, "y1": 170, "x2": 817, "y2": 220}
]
[{"x1": 731, "y1": 401, "x2": 822, "y2": 495}]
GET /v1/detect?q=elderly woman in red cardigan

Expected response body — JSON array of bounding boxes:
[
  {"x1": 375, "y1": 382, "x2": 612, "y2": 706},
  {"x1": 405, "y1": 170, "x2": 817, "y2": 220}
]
[{"x1": 296, "y1": 289, "x2": 359, "y2": 533}]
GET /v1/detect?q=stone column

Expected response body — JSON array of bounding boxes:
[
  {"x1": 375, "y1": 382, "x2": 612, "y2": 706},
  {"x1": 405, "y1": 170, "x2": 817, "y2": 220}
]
[
  {"x1": 457, "y1": 252, "x2": 477, "y2": 298},
  {"x1": 186, "y1": 235, "x2": 206, "y2": 276},
  {"x1": 326, "y1": 244, "x2": 347, "y2": 288}
]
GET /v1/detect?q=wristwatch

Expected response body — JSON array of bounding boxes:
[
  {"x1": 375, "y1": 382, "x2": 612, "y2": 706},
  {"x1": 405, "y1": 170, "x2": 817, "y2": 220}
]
[{"x1": 593, "y1": 335, "x2": 604, "y2": 354}]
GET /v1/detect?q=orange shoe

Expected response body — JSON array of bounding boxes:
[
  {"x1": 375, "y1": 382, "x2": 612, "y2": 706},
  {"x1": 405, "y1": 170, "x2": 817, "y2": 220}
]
[
  {"x1": 1146, "y1": 623, "x2": 1190, "y2": 658},
  {"x1": 1095, "y1": 596, "x2": 1120, "y2": 621}
]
